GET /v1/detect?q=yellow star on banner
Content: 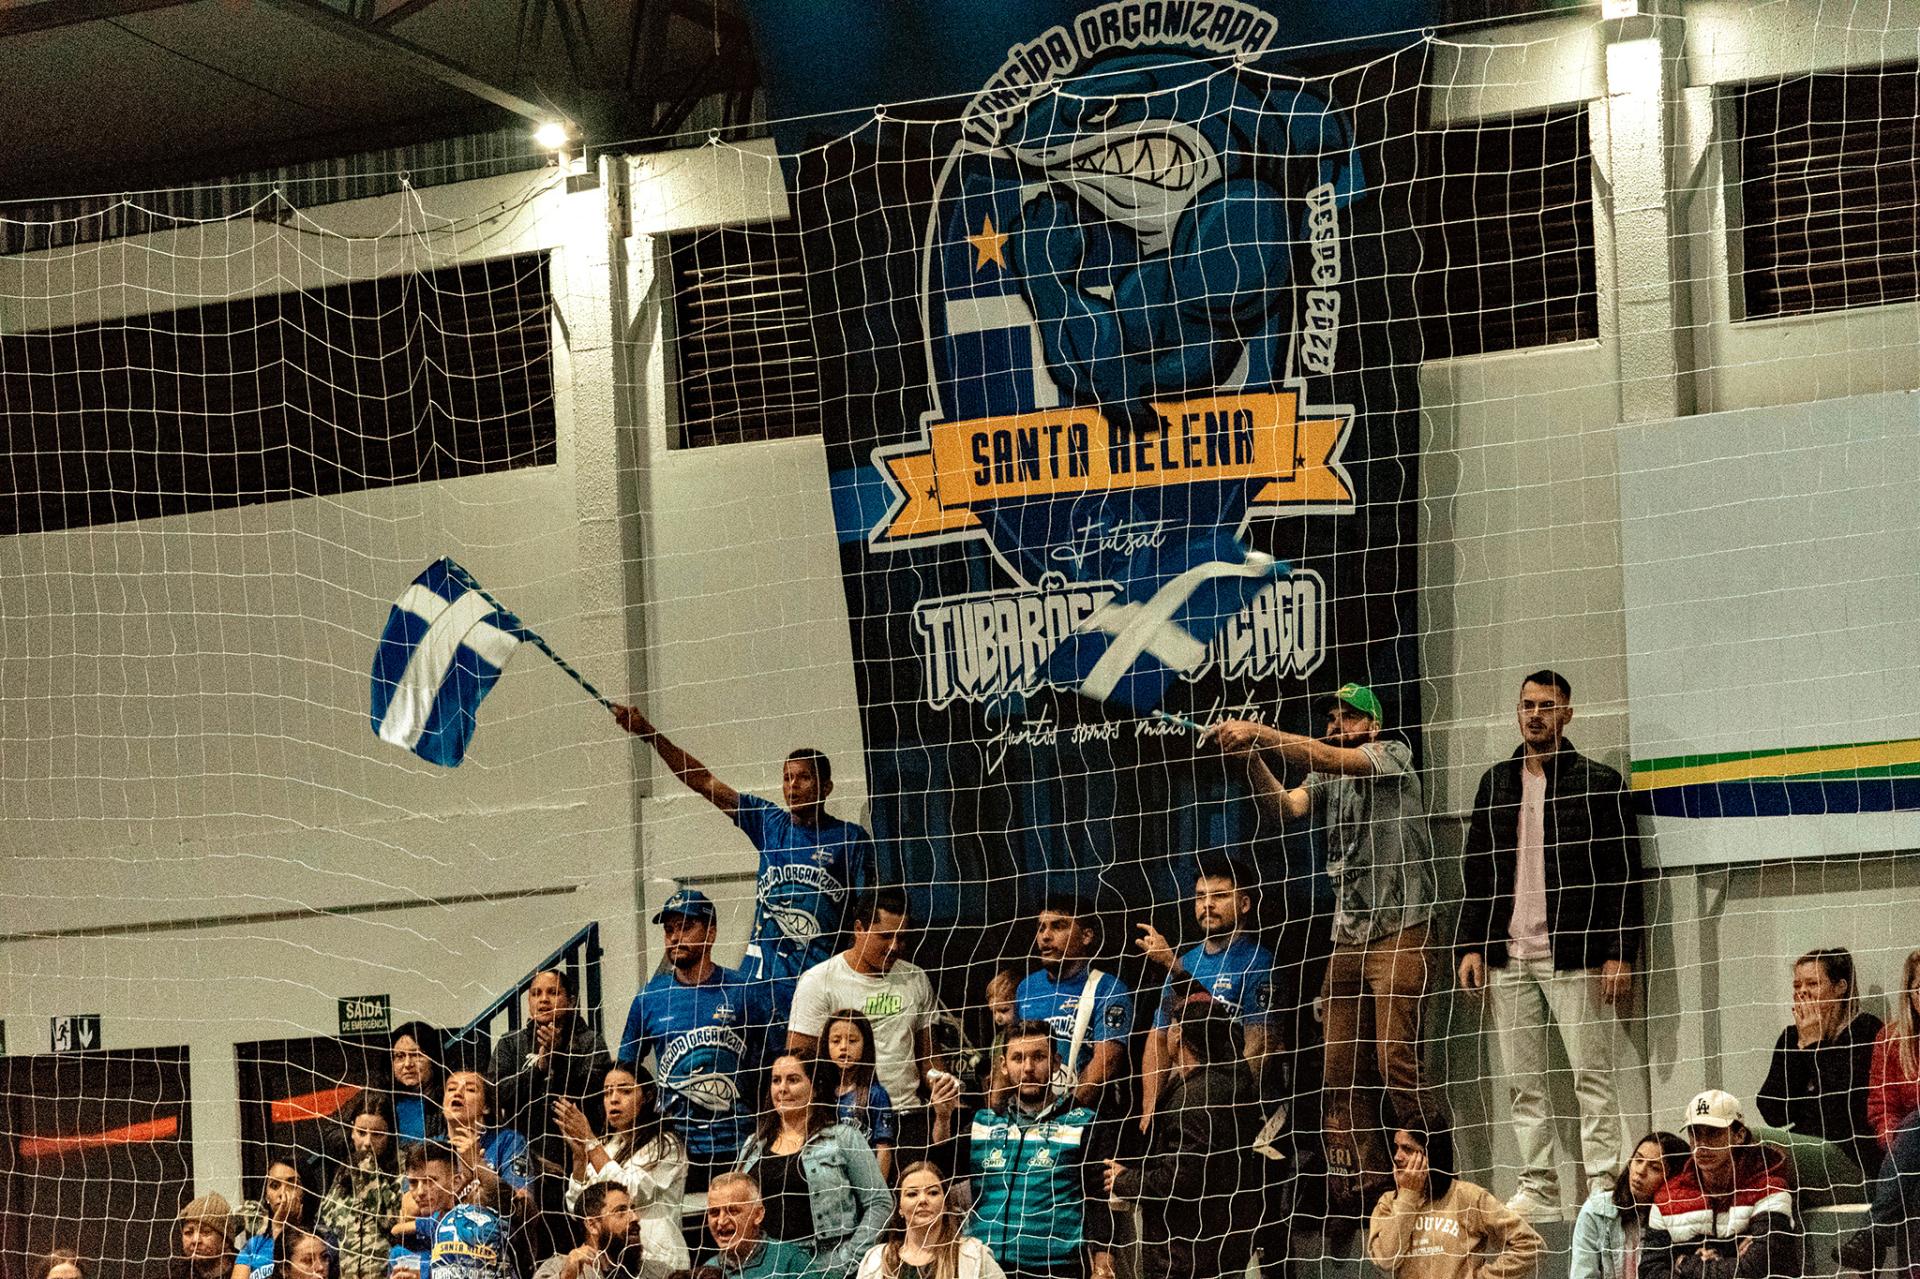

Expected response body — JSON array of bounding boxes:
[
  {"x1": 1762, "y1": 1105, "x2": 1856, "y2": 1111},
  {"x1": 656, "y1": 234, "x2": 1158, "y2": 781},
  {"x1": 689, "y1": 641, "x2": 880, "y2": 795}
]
[{"x1": 967, "y1": 215, "x2": 1009, "y2": 272}]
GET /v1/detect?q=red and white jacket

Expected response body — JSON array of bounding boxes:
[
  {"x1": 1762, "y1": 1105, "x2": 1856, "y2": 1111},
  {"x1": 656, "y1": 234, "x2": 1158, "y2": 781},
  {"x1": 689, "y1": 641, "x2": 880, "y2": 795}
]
[{"x1": 1647, "y1": 1145, "x2": 1794, "y2": 1245}]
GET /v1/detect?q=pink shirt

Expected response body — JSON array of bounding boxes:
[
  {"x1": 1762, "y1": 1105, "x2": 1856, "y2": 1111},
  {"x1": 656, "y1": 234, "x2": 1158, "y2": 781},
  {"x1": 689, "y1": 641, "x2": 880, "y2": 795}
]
[{"x1": 1508, "y1": 765, "x2": 1551, "y2": 960}]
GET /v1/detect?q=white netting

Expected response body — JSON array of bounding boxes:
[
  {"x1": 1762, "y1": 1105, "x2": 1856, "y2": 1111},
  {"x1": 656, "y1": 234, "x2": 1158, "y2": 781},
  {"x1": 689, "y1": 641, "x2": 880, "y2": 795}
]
[{"x1": 3, "y1": 9, "x2": 1920, "y2": 1279}]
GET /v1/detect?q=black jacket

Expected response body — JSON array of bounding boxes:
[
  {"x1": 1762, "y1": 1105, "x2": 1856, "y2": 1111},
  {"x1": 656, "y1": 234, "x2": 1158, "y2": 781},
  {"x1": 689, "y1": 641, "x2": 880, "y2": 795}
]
[
  {"x1": 490, "y1": 1013, "x2": 610, "y2": 1172},
  {"x1": 1757, "y1": 1011, "x2": 1883, "y2": 1179},
  {"x1": 1115, "y1": 1062, "x2": 1264, "y2": 1279},
  {"x1": 1456, "y1": 738, "x2": 1645, "y2": 972}
]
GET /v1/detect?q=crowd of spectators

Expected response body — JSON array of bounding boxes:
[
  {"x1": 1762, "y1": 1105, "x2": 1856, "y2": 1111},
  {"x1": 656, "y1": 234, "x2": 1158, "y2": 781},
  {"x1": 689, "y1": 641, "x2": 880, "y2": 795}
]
[{"x1": 104, "y1": 671, "x2": 1919, "y2": 1279}]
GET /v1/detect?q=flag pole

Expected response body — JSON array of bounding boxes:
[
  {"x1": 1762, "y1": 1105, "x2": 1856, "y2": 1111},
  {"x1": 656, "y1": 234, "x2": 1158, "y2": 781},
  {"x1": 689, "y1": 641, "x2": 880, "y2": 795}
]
[{"x1": 451, "y1": 565, "x2": 616, "y2": 712}]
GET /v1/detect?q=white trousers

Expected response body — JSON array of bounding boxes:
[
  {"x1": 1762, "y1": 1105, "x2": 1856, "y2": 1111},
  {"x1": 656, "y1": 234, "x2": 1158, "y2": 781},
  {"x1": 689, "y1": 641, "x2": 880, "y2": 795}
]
[{"x1": 1490, "y1": 955, "x2": 1634, "y2": 1201}]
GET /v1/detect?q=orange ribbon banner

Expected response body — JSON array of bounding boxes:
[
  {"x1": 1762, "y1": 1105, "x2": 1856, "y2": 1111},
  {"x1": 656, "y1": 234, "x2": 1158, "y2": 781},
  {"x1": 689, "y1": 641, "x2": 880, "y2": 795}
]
[
  {"x1": 876, "y1": 390, "x2": 1351, "y2": 541},
  {"x1": 19, "y1": 1115, "x2": 179, "y2": 1158}
]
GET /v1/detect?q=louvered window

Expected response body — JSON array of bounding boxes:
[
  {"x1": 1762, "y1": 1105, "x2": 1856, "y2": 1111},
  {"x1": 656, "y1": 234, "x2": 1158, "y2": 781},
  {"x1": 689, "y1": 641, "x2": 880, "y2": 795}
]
[
  {"x1": 667, "y1": 221, "x2": 823, "y2": 448},
  {"x1": 0, "y1": 253, "x2": 555, "y2": 536},
  {"x1": 1736, "y1": 64, "x2": 1920, "y2": 320},
  {"x1": 1417, "y1": 106, "x2": 1598, "y2": 359}
]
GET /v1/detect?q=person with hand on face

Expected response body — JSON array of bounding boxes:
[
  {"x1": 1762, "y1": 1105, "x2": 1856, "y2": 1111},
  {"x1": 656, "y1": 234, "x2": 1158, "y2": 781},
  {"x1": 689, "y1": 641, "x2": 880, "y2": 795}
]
[
  {"x1": 619, "y1": 889, "x2": 775, "y2": 1192},
  {"x1": 1207, "y1": 684, "x2": 1436, "y2": 1217},
  {"x1": 1132, "y1": 854, "x2": 1276, "y2": 1126},
  {"x1": 1639, "y1": 1090, "x2": 1803, "y2": 1279},
  {"x1": 319, "y1": 1102, "x2": 405, "y2": 1279},
  {"x1": 492, "y1": 971, "x2": 610, "y2": 1177},
  {"x1": 1014, "y1": 896, "x2": 1133, "y2": 1112},
  {"x1": 1755, "y1": 947, "x2": 1882, "y2": 1198},
  {"x1": 1455, "y1": 669, "x2": 1646, "y2": 1223},
  {"x1": 1368, "y1": 1119, "x2": 1542, "y2": 1279},
  {"x1": 735, "y1": 1054, "x2": 890, "y2": 1279},
  {"x1": 556, "y1": 1063, "x2": 689, "y2": 1271},
  {"x1": 441, "y1": 1071, "x2": 533, "y2": 1215},
  {"x1": 608, "y1": 704, "x2": 871, "y2": 1014},
  {"x1": 700, "y1": 1173, "x2": 825, "y2": 1279},
  {"x1": 390, "y1": 1025, "x2": 449, "y2": 1148},
  {"x1": 236, "y1": 1156, "x2": 318, "y2": 1279},
  {"x1": 390, "y1": 1143, "x2": 460, "y2": 1279},
  {"x1": 154, "y1": 1194, "x2": 234, "y2": 1279},
  {"x1": 533, "y1": 1185, "x2": 669, "y2": 1279},
  {"x1": 1570, "y1": 1132, "x2": 1690, "y2": 1279},
  {"x1": 855, "y1": 1163, "x2": 1005, "y2": 1279}
]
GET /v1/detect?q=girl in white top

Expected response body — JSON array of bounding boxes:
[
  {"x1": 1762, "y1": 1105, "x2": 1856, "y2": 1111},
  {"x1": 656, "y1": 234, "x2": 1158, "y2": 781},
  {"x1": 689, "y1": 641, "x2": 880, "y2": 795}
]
[
  {"x1": 856, "y1": 1163, "x2": 1005, "y2": 1279},
  {"x1": 554, "y1": 1062, "x2": 690, "y2": 1270}
]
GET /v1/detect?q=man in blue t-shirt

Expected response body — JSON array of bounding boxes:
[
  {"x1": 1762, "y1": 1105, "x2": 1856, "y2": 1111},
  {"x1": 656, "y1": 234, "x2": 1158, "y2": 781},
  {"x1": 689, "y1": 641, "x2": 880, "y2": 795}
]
[
  {"x1": 1133, "y1": 852, "x2": 1276, "y2": 1124},
  {"x1": 618, "y1": 889, "x2": 774, "y2": 1190},
  {"x1": 1014, "y1": 895, "x2": 1133, "y2": 1110},
  {"x1": 610, "y1": 705, "x2": 871, "y2": 1008}
]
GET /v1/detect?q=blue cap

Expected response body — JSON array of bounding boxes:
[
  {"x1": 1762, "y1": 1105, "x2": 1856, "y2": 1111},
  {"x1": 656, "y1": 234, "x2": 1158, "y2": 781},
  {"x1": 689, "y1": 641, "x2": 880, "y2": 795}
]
[{"x1": 652, "y1": 887, "x2": 717, "y2": 924}]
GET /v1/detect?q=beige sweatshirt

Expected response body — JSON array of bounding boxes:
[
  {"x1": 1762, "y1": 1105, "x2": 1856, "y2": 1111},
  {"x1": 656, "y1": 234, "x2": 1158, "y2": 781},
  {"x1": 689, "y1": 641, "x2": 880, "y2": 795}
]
[{"x1": 1367, "y1": 1180, "x2": 1543, "y2": 1279}]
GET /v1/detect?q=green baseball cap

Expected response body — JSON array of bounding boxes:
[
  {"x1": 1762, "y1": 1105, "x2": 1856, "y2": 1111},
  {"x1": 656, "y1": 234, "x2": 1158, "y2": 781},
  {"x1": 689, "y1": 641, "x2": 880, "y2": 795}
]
[{"x1": 1325, "y1": 682, "x2": 1384, "y2": 724}]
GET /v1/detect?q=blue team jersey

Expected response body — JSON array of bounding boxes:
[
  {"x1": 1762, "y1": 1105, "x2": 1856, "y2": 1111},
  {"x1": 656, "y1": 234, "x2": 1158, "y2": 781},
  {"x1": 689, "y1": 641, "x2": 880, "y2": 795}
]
[
  {"x1": 1152, "y1": 934, "x2": 1277, "y2": 1029},
  {"x1": 620, "y1": 964, "x2": 773, "y2": 1160},
  {"x1": 1016, "y1": 966, "x2": 1134, "y2": 1074},
  {"x1": 836, "y1": 1080, "x2": 896, "y2": 1146},
  {"x1": 735, "y1": 794, "x2": 871, "y2": 991}
]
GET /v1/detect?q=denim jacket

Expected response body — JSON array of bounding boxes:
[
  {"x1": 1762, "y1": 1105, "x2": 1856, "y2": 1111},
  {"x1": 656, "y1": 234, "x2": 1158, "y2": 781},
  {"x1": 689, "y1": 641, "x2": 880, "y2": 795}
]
[{"x1": 738, "y1": 1122, "x2": 890, "y2": 1278}]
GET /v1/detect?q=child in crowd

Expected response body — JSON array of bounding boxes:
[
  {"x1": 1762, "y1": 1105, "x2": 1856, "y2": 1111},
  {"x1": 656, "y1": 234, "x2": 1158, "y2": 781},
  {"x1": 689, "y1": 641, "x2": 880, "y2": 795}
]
[{"x1": 823, "y1": 1010, "x2": 896, "y2": 1181}]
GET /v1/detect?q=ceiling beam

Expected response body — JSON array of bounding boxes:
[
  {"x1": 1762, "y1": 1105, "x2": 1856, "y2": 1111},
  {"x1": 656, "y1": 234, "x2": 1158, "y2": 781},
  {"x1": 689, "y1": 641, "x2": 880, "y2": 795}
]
[
  {"x1": 0, "y1": 0, "x2": 198, "y2": 38},
  {"x1": 254, "y1": 0, "x2": 556, "y2": 122}
]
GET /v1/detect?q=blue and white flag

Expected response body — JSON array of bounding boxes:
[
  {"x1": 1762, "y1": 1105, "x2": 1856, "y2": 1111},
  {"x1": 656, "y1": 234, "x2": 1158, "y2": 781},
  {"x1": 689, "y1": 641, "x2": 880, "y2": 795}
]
[{"x1": 370, "y1": 559, "x2": 526, "y2": 767}]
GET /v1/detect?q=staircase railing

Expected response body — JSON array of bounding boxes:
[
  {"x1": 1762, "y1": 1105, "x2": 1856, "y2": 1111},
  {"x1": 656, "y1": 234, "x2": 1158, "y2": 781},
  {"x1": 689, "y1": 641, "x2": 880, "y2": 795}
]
[{"x1": 445, "y1": 921, "x2": 604, "y2": 1057}]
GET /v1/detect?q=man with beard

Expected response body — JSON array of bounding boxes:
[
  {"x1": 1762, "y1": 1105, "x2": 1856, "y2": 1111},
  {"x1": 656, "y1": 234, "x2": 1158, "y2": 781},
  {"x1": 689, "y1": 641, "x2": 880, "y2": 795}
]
[
  {"x1": 533, "y1": 1185, "x2": 668, "y2": 1279},
  {"x1": 619, "y1": 889, "x2": 774, "y2": 1190},
  {"x1": 699, "y1": 1174, "x2": 822, "y2": 1279},
  {"x1": 151, "y1": 1193, "x2": 233, "y2": 1279},
  {"x1": 609, "y1": 706, "x2": 871, "y2": 1015},
  {"x1": 1208, "y1": 683, "x2": 1437, "y2": 1227},
  {"x1": 1133, "y1": 853, "x2": 1276, "y2": 1123},
  {"x1": 1014, "y1": 896, "x2": 1134, "y2": 1110},
  {"x1": 1455, "y1": 668, "x2": 1645, "y2": 1222}
]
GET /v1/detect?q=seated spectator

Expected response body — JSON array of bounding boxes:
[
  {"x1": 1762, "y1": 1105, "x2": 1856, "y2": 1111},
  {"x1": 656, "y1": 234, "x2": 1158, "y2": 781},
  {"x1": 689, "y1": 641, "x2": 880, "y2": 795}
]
[
  {"x1": 532, "y1": 1185, "x2": 668, "y2": 1279},
  {"x1": 556, "y1": 1062, "x2": 690, "y2": 1270},
  {"x1": 1570, "y1": 1132, "x2": 1690, "y2": 1279},
  {"x1": 255, "y1": 1232, "x2": 334, "y2": 1279},
  {"x1": 954, "y1": 1021, "x2": 1116, "y2": 1279},
  {"x1": 788, "y1": 890, "x2": 942, "y2": 1155},
  {"x1": 443, "y1": 1070, "x2": 533, "y2": 1212},
  {"x1": 1368, "y1": 1118, "x2": 1542, "y2": 1279},
  {"x1": 390, "y1": 1142, "x2": 460, "y2": 1279},
  {"x1": 1755, "y1": 947, "x2": 1881, "y2": 1191},
  {"x1": 1640, "y1": 1090, "x2": 1803, "y2": 1279},
  {"x1": 33, "y1": 1251, "x2": 86, "y2": 1279},
  {"x1": 1015, "y1": 896, "x2": 1134, "y2": 1111},
  {"x1": 700, "y1": 1173, "x2": 823, "y2": 1279},
  {"x1": 236, "y1": 1155, "x2": 317, "y2": 1279},
  {"x1": 158, "y1": 1195, "x2": 234, "y2": 1279},
  {"x1": 855, "y1": 1163, "x2": 1004, "y2": 1279},
  {"x1": 1841, "y1": 948, "x2": 1920, "y2": 1272},
  {"x1": 1105, "y1": 997, "x2": 1264, "y2": 1279},
  {"x1": 820, "y1": 1011, "x2": 897, "y2": 1180},
  {"x1": 735, "y1": 1054, "x2": 889, "y2": 1279},
  {"x1": 390, "y1": 1024, "x2": 449, "y2": 1148},
  {"x1": 319, "y1": 1100, "x2": 404, "y2": 1279},
  {"x1": 492, "y1": 970, "x2": 610, "y2": 1178}
]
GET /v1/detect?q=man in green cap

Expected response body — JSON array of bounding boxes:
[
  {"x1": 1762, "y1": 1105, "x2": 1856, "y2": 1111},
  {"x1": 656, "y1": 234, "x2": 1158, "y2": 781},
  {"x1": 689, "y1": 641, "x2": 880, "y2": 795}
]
[{"x1": 1206, "y1": 684, "x2": 1437, "y2": 1232}]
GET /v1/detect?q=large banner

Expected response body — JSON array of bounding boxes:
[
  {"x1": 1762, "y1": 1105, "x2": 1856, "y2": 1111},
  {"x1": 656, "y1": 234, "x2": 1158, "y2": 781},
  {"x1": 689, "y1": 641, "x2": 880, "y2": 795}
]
[{"x1": 742, "y1": 1, "x2": 1429, "y2": 968}]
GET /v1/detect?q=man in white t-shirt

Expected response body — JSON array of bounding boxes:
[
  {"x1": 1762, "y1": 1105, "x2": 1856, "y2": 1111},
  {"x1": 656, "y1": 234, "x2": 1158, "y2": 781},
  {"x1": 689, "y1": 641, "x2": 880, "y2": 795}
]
[
  {"x1": 1455, "y1": 669, "x2": 1645, "y2": 1223},
  {"x1": 787, "y1": 886, "x2": 943, "y2": 1117}
]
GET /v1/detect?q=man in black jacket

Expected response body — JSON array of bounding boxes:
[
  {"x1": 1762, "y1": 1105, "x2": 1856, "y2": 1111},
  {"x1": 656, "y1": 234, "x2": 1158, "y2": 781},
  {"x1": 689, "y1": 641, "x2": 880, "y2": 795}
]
[
  {"x1": 1455, "y1": 669, "x2": 1645, "y2": 1223},
  {"x1": 1106, "y1": 996, "x2": 1264, "y2": 1279}
]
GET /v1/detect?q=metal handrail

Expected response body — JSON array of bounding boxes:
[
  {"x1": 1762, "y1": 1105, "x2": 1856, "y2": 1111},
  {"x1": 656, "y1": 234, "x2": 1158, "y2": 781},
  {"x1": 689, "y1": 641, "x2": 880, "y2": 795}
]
[{"x1": 445, "y1": 921, "x2": 604, "y2": 1054}]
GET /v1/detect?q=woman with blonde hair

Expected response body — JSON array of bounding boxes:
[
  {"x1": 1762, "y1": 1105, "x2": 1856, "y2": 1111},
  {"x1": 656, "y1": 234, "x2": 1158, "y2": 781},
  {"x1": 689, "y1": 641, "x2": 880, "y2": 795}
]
[
  {"x1": 1755, "y1": 946, "x2": 1881, "y2": 1192},
  {"x1": 1841, "y1": 949, "x2": 1920, "y2": 1271},
  {"x1": 856, "y1": 1163, "x2": 1003, "y2": 1279}
]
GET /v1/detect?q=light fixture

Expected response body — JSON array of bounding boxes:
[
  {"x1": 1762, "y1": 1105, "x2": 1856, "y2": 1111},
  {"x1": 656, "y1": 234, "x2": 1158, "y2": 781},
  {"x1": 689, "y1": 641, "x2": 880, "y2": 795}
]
[{"x1": 534, "y1": 121, "x2": 571, "y2": 152}]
